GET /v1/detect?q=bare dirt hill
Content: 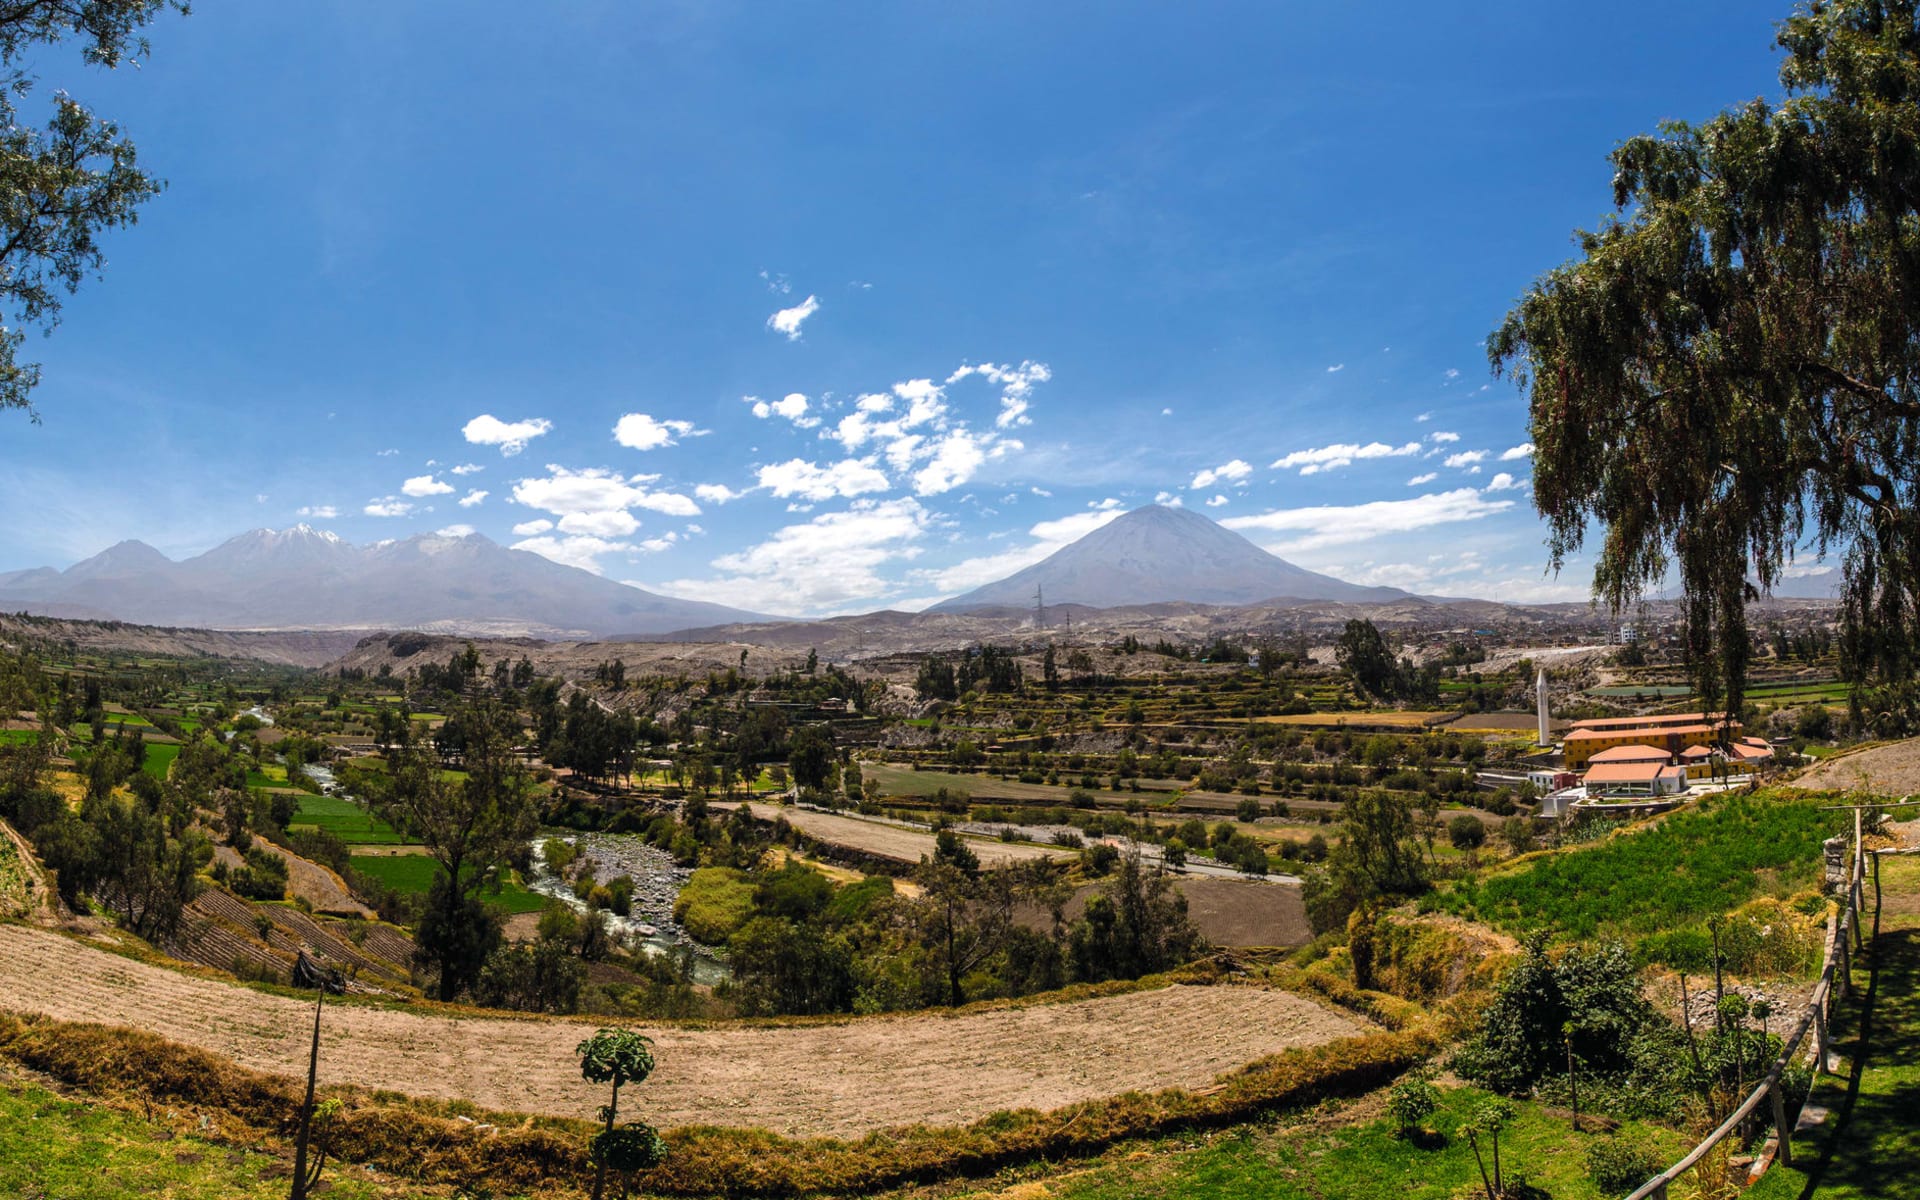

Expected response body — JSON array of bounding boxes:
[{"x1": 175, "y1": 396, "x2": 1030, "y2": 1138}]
[
  {"x1": 0, "y1": 613, "x2": 364, "y2": 667},
  {"x1": 0, "y1": 924, "x2": 1364, "y2": 1138},
  {"x1": 1789, "y1": 739, "x2": 1920, "y2": 795}
]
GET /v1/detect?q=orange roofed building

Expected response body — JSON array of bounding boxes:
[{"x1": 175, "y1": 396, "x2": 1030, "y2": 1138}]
[{"x1": 1562, "y1": 712, "x2": 1742, "y2": 768}]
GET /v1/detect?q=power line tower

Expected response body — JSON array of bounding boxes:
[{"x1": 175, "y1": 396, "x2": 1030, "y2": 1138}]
[{"x1": 1033, "y1": 584, "x2": 1046, "y2": 630}]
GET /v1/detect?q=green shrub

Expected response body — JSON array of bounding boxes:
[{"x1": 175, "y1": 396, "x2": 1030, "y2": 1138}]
[
  {"x1": 673, "y1": 867, "x2": 756, "y2": 945},
  {"x1": 1585, "y1": 1133, "x2": 1661, "y2": 1194},
  {"x1": 1448, "y1": 814, "x2": 1486, "y2": 849},
  {"x1": 1386, "y1": 1074, "x2": 1439, "y2": 1137}
]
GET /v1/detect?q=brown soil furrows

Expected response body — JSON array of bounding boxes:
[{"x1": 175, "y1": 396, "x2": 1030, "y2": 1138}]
[{"x1": 0, "y1": 924, "x2": 1362, "y2": 1138}]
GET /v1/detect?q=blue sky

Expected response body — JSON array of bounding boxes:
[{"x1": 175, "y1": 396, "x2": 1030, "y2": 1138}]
[{"x1": 0, "y1": 1, "x2": 1833, "y2": 614}]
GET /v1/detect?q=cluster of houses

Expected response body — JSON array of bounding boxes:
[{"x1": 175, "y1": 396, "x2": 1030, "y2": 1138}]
[{"x1": 1562, "y1": 712, "x2": 1775, "y2": 797}]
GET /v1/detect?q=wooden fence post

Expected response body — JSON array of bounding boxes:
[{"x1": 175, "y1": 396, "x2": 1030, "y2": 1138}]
[{"x1": 1770, "y1": 1084, "x2": 1792, "y2": 1168}]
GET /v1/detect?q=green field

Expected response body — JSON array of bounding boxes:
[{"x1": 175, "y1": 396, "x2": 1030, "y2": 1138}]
[
  {"x1": 1438, "y1": 792, "x2": 1843, "y2": 955},
  {"x1": 242, "y1": 764, "x2": 289, "y2": 789},
  {"x1": 288, "y1": 793, "x2": 405, "y2": 844},
  {"x1": 139, "y1": 742, "x2": 180, "y2": 780},
  {"x1": 0, "y1": 729, "x2": 42, "y2": 745},
  {"x1": 348, "y1": 852, "x2": 546, "y2": 912},
  {"x1": 0, "y1": 1083, "x2": 394, "y2": 1200},
  {"x1": 952, "y1": 1084, "x2": 1685, "y2": 1200}
]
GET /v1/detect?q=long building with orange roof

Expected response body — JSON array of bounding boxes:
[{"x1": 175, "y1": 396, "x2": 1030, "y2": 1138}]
[{"x1": 1562, "y1": 711, "x2": 1742, "y2": 768}]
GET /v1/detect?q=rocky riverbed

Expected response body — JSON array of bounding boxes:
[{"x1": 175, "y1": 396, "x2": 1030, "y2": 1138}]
[{"x1": 527, "y1": 833, "x2": 727, "y2": 983}]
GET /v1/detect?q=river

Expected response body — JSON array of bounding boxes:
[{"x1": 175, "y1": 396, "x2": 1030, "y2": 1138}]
[{"x1": 526, "y1": 834, "x2": 729, "y2": 984}]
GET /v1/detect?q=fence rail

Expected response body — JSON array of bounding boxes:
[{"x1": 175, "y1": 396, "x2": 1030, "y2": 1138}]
[{"x1": 1625, "y1": 811, "x2": 1872, "y2": 1200}]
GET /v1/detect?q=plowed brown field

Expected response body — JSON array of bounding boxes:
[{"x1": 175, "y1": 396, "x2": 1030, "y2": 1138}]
[{"x1": 0, "y1": 924, "x2": 1363, "y2": 1138}]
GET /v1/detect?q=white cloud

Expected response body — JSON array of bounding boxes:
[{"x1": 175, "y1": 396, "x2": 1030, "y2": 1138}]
[
  {"x1": 511, "y1": 464, "x2": 700, "y2": 518},
  {"x1": 1406, "y1": 472, "x2": 1438, "y2": 486},
  {"x1": 749, "y1": 392, "x2": 818, "y2": 429},
  {"x1": 1153, "y1": 490, "x2": 1184, "y2": 506},
  {"x1": 463, "y1": 414, "x2": 553, "y2": 456},
  {"x1": 1326, "y1": 363, "x2": 1345, "y2": 373},
  {"x1": 511, "y1": 534, "x2": 636, "y2": 573},
  {"x1": 1416, "y1": 411, "x2": 1432, "y2": 422},
  {"x1": 458, "y1": 489, "x2": 488, "y2": 508},
  {"x1": 450, "y1": 463, "x2": 484, "y2": 476},
  {"x1": 1271, "y1": 441, "x2": 1420, "y2": 475},
  {"x1": 364, "y1": 498, "x2": 413, "y2": 518},
  {"x1": 376, "y1": 448, "x2": 399, "y2": 457},
  {"x1": 295, "y1": 505, "x2": 338, "y2": 519},
  {"x1": 613, "y1": 413, "x2": 699, "y2": 451},
  {"x1": 558, "y1": 509, "x2": 641, "y2": 537},
  {"x1": 1499, "y1": 442, "x2": 1535, "y2": 461},
  {"x1": 757, "y1": 456, "x2": 892, "y2": 501},
  {"x1": 1191, "y1": 459, "x2": 1254, "y2": 489},
  {"x1": 1443, "y1": 450, "x2": 1488, "y2": 468},
  {"x1": 1221, "y1": 487, "x2": 1517, "y2": 553},
  {"x1": 913, "y1": 430, "x2": 995, "y2": 496},
  {"x1": 512, "y1": 519, "x2": 554, "y2": 536},
  {"x1": 693, "y1": 483, "x2": 746, "y2": 504},
  {"x1": 402, "y1": 474, "x2": 454, "y2": 497},
  {"x1": 633, "y1": 532, "x2": 680, "y2": 554},
  {"x1": 1030, "y1": 486, "x2": 1052, "y2": 497},
  {"x1": 1485, "y1": 472, "x2": 1524, "y2": 492},
  {"x1": 1444, "y1": 368, "x2": 1460, "y2": 379},
  {"x1": 435, "y1": 524, "x2": 475, "y2": 538},
  {"x1": 1427, "y1": 430, "x2": 1460, "y2": 444},
  {"x1": 658, "y1": 497, "x2": 931, "y2": 613},
  {"x1": 767, "y1": 294, "x2": 820, "y2": 340},
  {"x1": 1205, "y1": 494, "x2": 1229, "y2": 507}
]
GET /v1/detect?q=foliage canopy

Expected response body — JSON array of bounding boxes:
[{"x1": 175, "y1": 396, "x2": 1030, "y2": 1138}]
[{"x1": 1492, "y1": 0, "x2": 1920, "y2": 717}]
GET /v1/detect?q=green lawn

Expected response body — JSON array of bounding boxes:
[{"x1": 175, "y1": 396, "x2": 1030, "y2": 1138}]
[
  {"x1": 0, "y1": 729, "x2": 43, "y2": 745},
  {"x1": 1747, "y1": 855, "x2": 1920, "y2": 1200},
  {"x1": 0, "y1": 1082, "x2": 396, "y2": 1200},
  {"x1": 348, "y1": 852, "x2": 547, "y2": 913},
  {"x1": 288, "y1": 793, "x2": 405, "y2": 845},
  {"x1": 955, "y1": 1085, "x2": 1686, "y2": 1200},
  {"x1": 243, "y1": 764, "x2": 289, "y2": 789}
]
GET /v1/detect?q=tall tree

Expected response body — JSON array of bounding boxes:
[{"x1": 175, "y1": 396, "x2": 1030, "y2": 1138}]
[
  {"x1": 376, "y1": 698, "x2": 536, "y2": 999},
  {"x1": 1491, "y1": 0, "x2": 1920, "y2": 722},
  {"x1": 1335, "y1": 619, "x2": 1399, "y2": 700},
  {"x1": 0, "y1": 1, "x2": 184, "y2": 419}
]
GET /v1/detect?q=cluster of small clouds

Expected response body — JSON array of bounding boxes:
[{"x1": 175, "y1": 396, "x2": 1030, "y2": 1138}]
[{"x1": 1190, "y1": 459, "x2": 1252, "y2": 489}]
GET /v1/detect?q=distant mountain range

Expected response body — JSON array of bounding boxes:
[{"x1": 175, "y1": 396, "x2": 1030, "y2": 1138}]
[
  {"x1": 0, "y1": 506, "x2": 1416, "y2": 639},
  {"x1": 0, "y1": 526, "x2": 763, "y2": 637},
  {"x1": 932, "y1": 504, "x2": 1409, "y2": 612}
]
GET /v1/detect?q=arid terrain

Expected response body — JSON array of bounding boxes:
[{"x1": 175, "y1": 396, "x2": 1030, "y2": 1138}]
[{"x1": 0, "y1": 924, "x2": 1364, "y2": 1138}]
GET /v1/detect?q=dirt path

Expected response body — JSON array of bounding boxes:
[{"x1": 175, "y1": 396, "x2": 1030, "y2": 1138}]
[
  {"x1": 724, "y1": 803, "x2": 1074, "y2": 867},
  {"x1": 0, "y1": 924, "x2": 1363, "y2": 1138}
]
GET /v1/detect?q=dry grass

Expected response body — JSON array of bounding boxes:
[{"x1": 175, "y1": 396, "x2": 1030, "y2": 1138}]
[{"x1": 0, "y1": 1007, "x2": 1442, "y2": 1197}]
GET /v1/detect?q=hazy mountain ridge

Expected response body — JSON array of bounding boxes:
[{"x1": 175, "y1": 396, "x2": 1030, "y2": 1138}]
[{"x1": 0, "y1": 526, "x2": 764, "y2": 638}]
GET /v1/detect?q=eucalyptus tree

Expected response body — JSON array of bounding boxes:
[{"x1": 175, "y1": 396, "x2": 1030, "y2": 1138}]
[
  {"x1": 0, "y1": 1, "x2": 186, "y2": 419},
  {"x1": 1492, "y1": 0, "x2": 1920, "y2": 724}
]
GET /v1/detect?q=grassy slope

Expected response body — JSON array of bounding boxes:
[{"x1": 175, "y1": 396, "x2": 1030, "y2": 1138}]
[
  {"x1": 931, "y1": 1085, "x2": 1686, "y2": 1200},
  {"x1": 1437, "y1": 792, "x2": 1844, "y2": 948},
  {"x1": 0, "y1": 1079, "x2": 412, "y2": 1199},
  {"x1": 1747, "y1": 853, "x2": 1920, "y2": 1200}
]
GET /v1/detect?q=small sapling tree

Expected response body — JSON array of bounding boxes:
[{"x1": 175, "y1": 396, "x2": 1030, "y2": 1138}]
[
  {"x1": 1463, "y1": 1097, "x2": 1513, "y2": 1200},
  {"x1": 577, "y1": 1028, "x2": 666, "y2": 1200}
]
